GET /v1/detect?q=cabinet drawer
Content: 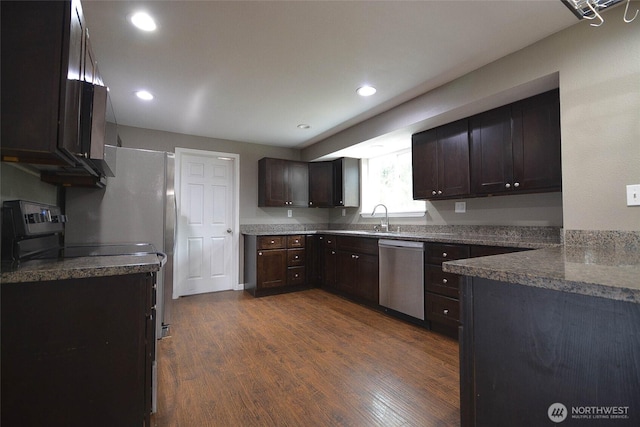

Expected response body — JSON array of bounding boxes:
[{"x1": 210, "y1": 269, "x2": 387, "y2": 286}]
[
  {"x1": 287, "y1": 249, "x2": 305, "y2": 266},
  {"x1": 287, "y1": 235, "x2": 305, "y2": 248},
  {"x1": 425, "y1": 265, "x2": 460, "y2": 298},
  {"x1": 336, "y1": 236, "x2": 378, "y2": 255},
  {"x1": 258, "y1": 236, "x2": 286, "y2": 250},
  {"x1": 426, "y1": 292, "x2": 460, "y2": 326},
  {"x1": 426, "y1": 243, "x2": 470, "y2": 265},
  {"x1": 287, "y1": 266, "x2": 305, "y2": 286}
]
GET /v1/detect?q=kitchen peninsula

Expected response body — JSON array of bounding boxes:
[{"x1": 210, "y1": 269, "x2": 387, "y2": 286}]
[{"x1": 444, "y1": 242, "x2": 640, "y2": 427}]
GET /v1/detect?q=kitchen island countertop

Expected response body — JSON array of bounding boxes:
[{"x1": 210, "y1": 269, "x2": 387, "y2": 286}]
[
  {"x1": 443, "y1": 245, "x2": 640, "y2": 303},
  {"x1": 1, "y1": 254, "x2": 161, "y2": 284}
]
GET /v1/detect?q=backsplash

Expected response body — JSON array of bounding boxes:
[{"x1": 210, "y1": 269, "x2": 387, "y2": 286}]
[{"x1": 563, "y1": 230, "x2": 640, "y2": 251}]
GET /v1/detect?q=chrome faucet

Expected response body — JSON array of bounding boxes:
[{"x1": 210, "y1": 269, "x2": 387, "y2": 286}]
[{"x1": 371, "y1": 203, "x2": 389, "y2": 233}]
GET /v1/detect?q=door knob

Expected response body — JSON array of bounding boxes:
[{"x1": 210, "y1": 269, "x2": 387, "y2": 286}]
[{"x1": 227, "y1": 228, "x2": 233, "y2": 234}]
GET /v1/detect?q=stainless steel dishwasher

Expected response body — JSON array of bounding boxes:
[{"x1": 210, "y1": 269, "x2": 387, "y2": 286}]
[{"x1": 378, "y1": 239, "x2": 425, "y2": 320}]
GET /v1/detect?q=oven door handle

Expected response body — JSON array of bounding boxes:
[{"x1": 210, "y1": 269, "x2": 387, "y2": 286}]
[{"x1": 156, "y1": 252, "x2": 168, "y2": 267}]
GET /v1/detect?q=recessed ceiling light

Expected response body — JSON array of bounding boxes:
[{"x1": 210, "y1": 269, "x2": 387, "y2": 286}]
[
  {"x1": 130, "y1": 12, "x2": 156, "y2": 32},
  {"x1": 135, "y1": 90, "x2": 154, "y2": 101},
  {"x1": 297, "y1": 124, "x2": 311, "y2": 129},
  {"x1": 356, "y1": 86, "x2": 377, "y2": 97}
]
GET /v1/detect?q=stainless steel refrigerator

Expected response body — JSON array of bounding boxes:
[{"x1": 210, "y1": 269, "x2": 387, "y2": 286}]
[{"x1": 65, "y1": 146, "x2": 175, "y2": 339}]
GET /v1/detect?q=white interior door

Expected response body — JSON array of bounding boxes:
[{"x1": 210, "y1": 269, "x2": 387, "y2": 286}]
[{"x1": 175, "y1": 148, "x2": 239, "y2": 296}]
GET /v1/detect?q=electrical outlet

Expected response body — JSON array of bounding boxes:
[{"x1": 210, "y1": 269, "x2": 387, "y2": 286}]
[
  {"x1": 287, "y1": 209, "x2": 292, "y2": 217},
  {"x1": 627, "y1": 184, "x2": 640, "y2": 206},
  {"x1": 455, "y1": 201, "x2": 466, "y2": 213}
]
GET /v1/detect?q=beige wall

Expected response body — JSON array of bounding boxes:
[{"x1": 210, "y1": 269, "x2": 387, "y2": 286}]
[
  {"x1": 303, "y1": 6, "x2": 640, "y2": 232},
  {"x1": 117, "y1": 125, "x2": 330, "y2": 226}
]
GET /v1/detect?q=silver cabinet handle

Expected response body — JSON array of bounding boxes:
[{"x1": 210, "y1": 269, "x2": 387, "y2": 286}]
[
  {"x1": 258, "y1": 252, "x2": 263, "y2": 256},
  {"x1": 437, "y1": 190, "x2": 443, "y2": 195},
  {"x1": 442, "y1": 278, "x2": 448, "y2": 284},
  {"x1": 432, "y1": 190, "x2": 437, "y2": 195},
  {"x1": 270, "y1": 240, "x2": 275, "y2": 244},
  {"x1": 309, "y1": 201, "x2": 313, "y2": 205},
  {"x1": 514, "y1": 182, "x2": 520, "y2": 188},
  {"x1": 331, "y1": 251, "x2": 335, "y2": 255},
  {"x1": 443, "y1": 309, "x2": 449, "y2": 315},
  {"x1": 505, "y1": 183, "x2": 511, "y2": 189},
  {"x1": 442, "y1": 252, "x2": 447, "y2": 258},
  {"x1": 294, "y1": 255, "x2": 299, "y2": 259}
]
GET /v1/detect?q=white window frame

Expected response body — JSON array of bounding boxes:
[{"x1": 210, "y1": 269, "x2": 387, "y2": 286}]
[{"x1": 360, "y1": 148, "x2": 426, "y2": 218}]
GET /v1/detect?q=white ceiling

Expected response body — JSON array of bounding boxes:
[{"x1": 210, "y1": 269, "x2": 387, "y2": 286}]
[{"x1": 82, "y1": 0, "x2": 578, "y2": 154}]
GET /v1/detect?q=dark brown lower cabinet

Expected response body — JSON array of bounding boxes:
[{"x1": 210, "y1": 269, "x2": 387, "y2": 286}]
[
  {"x1": 426, "y1": 244, "x2": 527, "y2": 337},
  {"x1": 460, "y1": 277, "x2": 640, "y2": 427},
  {"x1": 244, "y1": 234, "x2": 310, "y2": 297},
  {"x1": 331, "y1": 236, "x2": 379, "y2": 305},
  {"x1": 1, "y1": 273, "x2": 155, "y2": 427}
]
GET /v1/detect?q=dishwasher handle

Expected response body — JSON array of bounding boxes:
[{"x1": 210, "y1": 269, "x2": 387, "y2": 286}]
[{"x1": 378, "y1": 239, "x2": 424, "y2": 250}]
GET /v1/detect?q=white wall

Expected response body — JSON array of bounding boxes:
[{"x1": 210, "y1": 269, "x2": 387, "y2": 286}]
[{"x1": 303, "y1": 6, "x2": 640, "y2": 232}]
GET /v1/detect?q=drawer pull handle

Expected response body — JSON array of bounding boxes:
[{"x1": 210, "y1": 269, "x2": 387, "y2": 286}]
[
  {"x1": 443, "y1": 309, "x2": 449, "y2": 315},
  {"x1": 294, "y1": 274, "x2": 299, "y2": 278},
  {"x1": 294, "y1": 255, "x2": 299, "y2": 259},
  {"x1": 442, "y1": 278, "x2": 448, "y2": 284},
  {"x1": 295, "y1": 240, "x2": 299, "y2": 243},
  {"x1": 442, "y1": 252, "x2": 447, "y2": 257},
  {"x1": 270, "y1": 240, "x2": 275, "y2": 244},
  {"x1": 258, "y1": 252, "x2": 263, "y2": 256}
]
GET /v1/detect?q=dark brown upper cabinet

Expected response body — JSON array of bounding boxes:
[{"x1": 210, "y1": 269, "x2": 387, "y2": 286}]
[
  {"x1": 1, "y1": 0, "x2": 85, "y2": 167},
  {"x1": 470, "y1": 89, "x2": 561, "y2": 195},
  {"x1": 308, "y1": 157, "x2": 360, "y2": 208},
  {"x1": 1, "y1": 0, "x2": 113, "y2": 186},
  {"x1": 308, "y1": 161, "x2": 334, "y2": 207},
  {"x1": 258, "y1": 158, "x2": 309, "y2": 207},
  {"x1": 412, "y1": 119, "x2": 471, "y2": 200}
]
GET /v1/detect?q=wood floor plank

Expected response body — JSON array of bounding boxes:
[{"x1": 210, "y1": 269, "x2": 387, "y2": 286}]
[{"x1": 152, "y1": 289, "x2": 460, "y2": 426}]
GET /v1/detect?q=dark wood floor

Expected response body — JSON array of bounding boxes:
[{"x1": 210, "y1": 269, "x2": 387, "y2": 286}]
[{"x1": 152, "y1": 289, "x2": 460, "y2": 427}]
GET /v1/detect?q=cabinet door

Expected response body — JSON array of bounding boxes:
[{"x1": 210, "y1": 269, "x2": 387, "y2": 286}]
[
  {"x1": 319, "y1": 236, "x2": 337, "y2": 288},
  {"x1": 334, "y1": 157, "x2": 360, "y2": 207},
  {"x1": 335, "y1": 250, "x2": 357, "y2": 295},
  {"x1": 470, "y1": 105, "x2": 513, "y2": 194},
  {"x1": 355, "y1": 253, "x2": 379, "y2": 304},
  {"x1": 308, "y1": 161, "x2": 333, "y2": 207},
  {"x1": 512, "y1": 89, "x2": 562, "y2": 192},
  {"x1": 0, "y1": 1, "x2": 78, "y2": 166},
  {"x1": 287, "y1": 161, "x2": 309, "y2": 207},
  {"x1": 258, "y1": 158, "x2": 287, "y2": 206},
  {"x1": 256, "y1": 249, "x2": 287, "y2": 288},
  {"x1": 437, "y1": 119, "x2": 470, "y2": 198},
  {"x1": 412, "y1": 129, "x2": 439, "y2": 199}
]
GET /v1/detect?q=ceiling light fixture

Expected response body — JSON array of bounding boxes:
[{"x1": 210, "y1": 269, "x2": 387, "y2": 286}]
[
  {"x1": 297, "y1": 124, "x2": 311, "y2": 129},
  {"x1": 356, "y1": 86, "x2": 377, "y2": 97},
  {"x1": 130, "y1": 12, "x2": 157, "y2": 32},
  {"x1": 135, "y1": 90, "x2": 154, "y2": 101}
]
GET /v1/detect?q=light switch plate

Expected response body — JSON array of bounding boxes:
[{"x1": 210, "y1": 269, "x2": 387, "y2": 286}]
[
  {"x1": 627, "y1": 184, "x2": 640, "y2": 206},
  {"x1": 455, "y1": 201, "x2": 466, "y2": 213}
]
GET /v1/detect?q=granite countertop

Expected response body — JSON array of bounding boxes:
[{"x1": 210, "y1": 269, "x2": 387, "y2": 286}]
[
  {"x1": 242, "y1": 230, "x2": 559, "y2": 249},
  {"x1": 443, "y1": 246, "x2": 640, "y2": 303},
  {"x1": 1, "y1": 254, "x2": 161, "y2": 284}
]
